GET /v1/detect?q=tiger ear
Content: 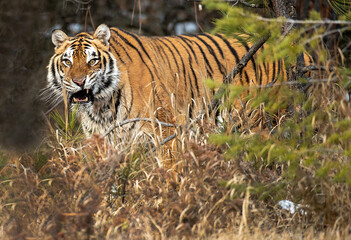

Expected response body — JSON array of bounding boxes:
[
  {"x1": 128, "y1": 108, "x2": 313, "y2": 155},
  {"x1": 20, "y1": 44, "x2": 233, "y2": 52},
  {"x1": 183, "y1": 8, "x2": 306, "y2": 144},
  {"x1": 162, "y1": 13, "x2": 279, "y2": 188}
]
[
  {"x1": 52, "y1": 29, "x2": 68, "y2": 49},
  {"x1": 93, "y1": 24, "x2": 110, "y2": 45}
]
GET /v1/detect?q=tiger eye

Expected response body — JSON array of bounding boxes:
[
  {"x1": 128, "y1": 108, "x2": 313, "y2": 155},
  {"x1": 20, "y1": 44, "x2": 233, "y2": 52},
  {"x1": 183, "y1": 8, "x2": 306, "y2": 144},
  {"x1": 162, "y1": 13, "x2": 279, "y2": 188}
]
[
  {"x1": 63, "y1": 59, "x2": 72, "y2": 67},
  {"x1": 89, "y1": 59, "x2": 99, "y2": 66}
]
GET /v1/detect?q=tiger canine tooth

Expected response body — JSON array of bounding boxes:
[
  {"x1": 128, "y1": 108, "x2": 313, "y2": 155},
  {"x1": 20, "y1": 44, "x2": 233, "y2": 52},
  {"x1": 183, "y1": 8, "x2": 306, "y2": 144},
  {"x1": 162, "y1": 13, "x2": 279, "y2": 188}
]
[
  {"x1": 73, "y1": 97, "x2": 88, "y2": 102},
  {"x1": 86, "y1": 89, "x2": 89, "y2": 93}
]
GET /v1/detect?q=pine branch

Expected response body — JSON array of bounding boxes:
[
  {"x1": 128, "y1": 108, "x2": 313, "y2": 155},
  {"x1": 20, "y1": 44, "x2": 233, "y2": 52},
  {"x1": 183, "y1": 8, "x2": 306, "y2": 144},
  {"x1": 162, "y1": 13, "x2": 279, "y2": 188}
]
[
  {"x1": 209, "y1": 33, "x2": 271, "y2": 113},
  {"x1": 302, "y1": 65, "x2": 335, "y2": 73},
  {"x1": 261, "y1": 78, "x2": 340, "y2": 88}
]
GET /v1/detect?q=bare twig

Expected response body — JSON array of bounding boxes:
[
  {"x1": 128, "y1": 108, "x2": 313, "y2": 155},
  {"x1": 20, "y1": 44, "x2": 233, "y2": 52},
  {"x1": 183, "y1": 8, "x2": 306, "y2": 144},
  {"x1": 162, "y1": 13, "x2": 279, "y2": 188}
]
[
  {"x1": 342, "y1": 41, "x2": 351, "y2": 53},
  {"x1": 187, "y1": 0, "x2": 264, "y2": 8},
  {"x1": 303, "y1": 26, "x2": 350, "y2": 45},
  {"x1": 69, "y1": 0, "x2": 93, "y2": 4},
  {"x1": 147, "y1": 133, "x2": 177, "y2": 154},
  {"x1": 194, "y1": 1, "x2": 205, "y2": 32},
  {"x1": 256, "y1": 16, "x2": 351, "y2": 25},
  {"x1": 260, "y1": 78, "x2": 340, "y2": 89},
  {"x1": 103, "y1": 118, "x2": 176, "y2": 138},
  {"x1": 238, "y1": 0, "x2": 264, "y2": 8},
  {"x1": 88, "y1": 5, "x2": 95, "y2": 30},
  {"x1": 302, "y1": 65, "x2": 335, "y2": 73}
]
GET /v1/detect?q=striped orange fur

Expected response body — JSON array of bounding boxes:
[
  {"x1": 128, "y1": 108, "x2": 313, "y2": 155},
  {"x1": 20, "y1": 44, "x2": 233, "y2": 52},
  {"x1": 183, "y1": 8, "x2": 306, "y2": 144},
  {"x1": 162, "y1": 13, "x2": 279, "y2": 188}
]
[{"x1": 46, "y1": 24, "x2": 312, "y2": 141}]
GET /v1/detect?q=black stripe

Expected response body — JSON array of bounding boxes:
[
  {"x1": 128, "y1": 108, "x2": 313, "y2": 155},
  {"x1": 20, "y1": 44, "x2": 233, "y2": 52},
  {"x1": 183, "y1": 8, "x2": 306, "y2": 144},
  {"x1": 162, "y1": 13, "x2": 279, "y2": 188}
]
[
  {"x1": 110, "y1": 33, "x2": 132, "y2": 62},
  {"x1": 263, "y1": 61, "x2": 268, "y2": 81},
  {"x1": 176, "y1": 36, "x2": 199, "y2": 64},
  {"x1": 181, "y1": 35, "x2": 214, "y2": 79},
  {"x1": 113, "y1": 29, "x2": 178, "y2": 105},
  {"x1": 128, "y1": 90, "x2": 133, "y2": 115},
  {"x1": 244, "y1": 71, "x2": 250, "y2": 84},
  {"x1": 191, "y1": 34, "x2": 225, "y2": 75},
  {"x1": 111, "y1": 29, "x2": 143, "y2": 57},
  {"x1": 111, "y1": 28, "x2": 155, "y2": 82},
  {"x1": 145, "y1": 39, "x2": 171, "y2": 97},
  {"x1": 154, "y1": 42, "x2": 173, "y2": 76},
  {"x1": 109, "y1": 44, "x2": 125, "y2": 64},
  {"x1": 55, "y1": 58, "x2": 61, "y2": 78},
  {"x1": 308, "y1": 54, "x2": 313, "y2": 64},
  {"x1": 175, "y1": 36, "x2": 204, "y2": 94},
  {"x1": 114, "y1": 88, "x2": 121, "y2": 115},
  {"x1": 156, "y1": 38, "x2": 181, "y2": 78},
  {"x1": 117, "y1": 29, "x2": 158, "y2": 70},
  {"x1": 51, "y1": 56, "x2": 61, "y2": 89},
  {"x1": 73, "y1": 33, "x2": 93, "y2": 40},
  {"x1": 102, "y1": 55, "x2": 107, "y2": 68},
  {"x1": 239, "y1": 39, "x2": 258, "y2": 83},
  {"x1": 215, "y1": 34, "x2": 240, "y2": 63},
  {"x1": 83, "y1": 39, "x2": 92, "y2": 45},
  {"x1": 103, "y1": 76, "x2": 113, "y2": 89},
  {"x1": 271, "y1": 61, "x2": 276, "y2": 82},
  {"x1": 162, "y1": 38, "x2": 188, "y2": 85},
  {"x1": 107, "y1": 52, "x2": 115, "y2": 75},
  {"x1": 129, "y1": 120, "x2": 137, "y2": 130},
  {"x1": 97, "y1": 49, "x2": 101, "y2": 60},
  {"x1": 199, "y1": 33, "x2": 224, "y2": 58},
  {"x1": 215, "y1": 34, "x2": 242, "y2": 83},
  {"x1": 118, "y1": 42, "x2": 133, "y2": 62},
  {"x1": 189, "y1": 72, "x2": 195, "y2": 100},
  {"x1": 176, "y1": 39, "x2": 200, "y2": 95},
  {"x1": 258, "y1": 65, "x2": 263, "y2": 85}
]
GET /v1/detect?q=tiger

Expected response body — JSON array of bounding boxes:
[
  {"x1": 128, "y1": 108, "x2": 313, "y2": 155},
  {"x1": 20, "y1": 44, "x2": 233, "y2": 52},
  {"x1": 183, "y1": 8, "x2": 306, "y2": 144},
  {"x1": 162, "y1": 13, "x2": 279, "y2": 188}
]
[{"x1": 46, "y1": 24, "x2": 311, "y2": 142}]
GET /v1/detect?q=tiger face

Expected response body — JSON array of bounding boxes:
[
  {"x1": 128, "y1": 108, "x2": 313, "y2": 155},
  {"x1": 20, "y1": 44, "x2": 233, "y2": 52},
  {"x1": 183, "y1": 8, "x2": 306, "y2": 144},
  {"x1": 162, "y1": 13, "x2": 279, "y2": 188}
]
[{"x1": 47, "y1": 24, "x2": 119, "y2": 109}]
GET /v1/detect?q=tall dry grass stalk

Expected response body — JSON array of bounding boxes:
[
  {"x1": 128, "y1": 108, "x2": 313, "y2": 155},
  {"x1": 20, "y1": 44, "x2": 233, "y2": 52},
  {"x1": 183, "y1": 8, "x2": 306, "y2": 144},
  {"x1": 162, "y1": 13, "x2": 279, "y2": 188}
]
[{"x1": 1, "y1": 63, "x2": 351, "y2": 239}]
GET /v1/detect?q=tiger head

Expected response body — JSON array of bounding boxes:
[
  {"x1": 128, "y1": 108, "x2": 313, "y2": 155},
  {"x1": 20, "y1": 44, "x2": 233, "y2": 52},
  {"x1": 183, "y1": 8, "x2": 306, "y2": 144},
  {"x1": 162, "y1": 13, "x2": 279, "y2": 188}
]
[{"x1": 46, "y1": 24, "x2": 119, "y2": 109}]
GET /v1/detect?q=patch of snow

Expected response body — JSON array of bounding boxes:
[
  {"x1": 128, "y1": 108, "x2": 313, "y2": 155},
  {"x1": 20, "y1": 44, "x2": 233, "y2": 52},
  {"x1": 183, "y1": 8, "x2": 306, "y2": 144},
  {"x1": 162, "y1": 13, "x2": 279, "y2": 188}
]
[
  {"x1": 175, "y1": 22, "x2": 198, "y2": 35},
  {"x1": 278, "y1": 200, "x2": 307, "y2": 215},
  {"x1": 68, "y1": 23, "x2": 84, "y2": 34}
]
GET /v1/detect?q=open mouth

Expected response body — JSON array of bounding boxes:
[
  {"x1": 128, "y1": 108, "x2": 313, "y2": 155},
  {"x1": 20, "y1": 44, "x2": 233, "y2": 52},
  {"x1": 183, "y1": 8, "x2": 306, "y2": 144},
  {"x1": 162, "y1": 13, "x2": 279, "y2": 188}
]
[{"x1": 70, "y1": 89, "x2": 94, "y2": 103}]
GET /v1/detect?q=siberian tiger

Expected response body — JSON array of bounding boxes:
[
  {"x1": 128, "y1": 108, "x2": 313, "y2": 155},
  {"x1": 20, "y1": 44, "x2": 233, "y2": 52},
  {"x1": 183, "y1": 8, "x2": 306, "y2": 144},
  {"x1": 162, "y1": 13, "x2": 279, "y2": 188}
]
[{"x1": 46, "y1": 24, "x2": 310, "y2": 141}]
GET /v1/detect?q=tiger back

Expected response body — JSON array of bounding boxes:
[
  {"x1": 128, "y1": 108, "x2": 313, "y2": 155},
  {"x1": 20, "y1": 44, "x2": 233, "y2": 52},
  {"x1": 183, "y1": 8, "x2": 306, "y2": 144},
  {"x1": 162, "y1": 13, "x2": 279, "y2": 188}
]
[{"x1": 46, "y1": 24, "x2": 311, "y2": 142}]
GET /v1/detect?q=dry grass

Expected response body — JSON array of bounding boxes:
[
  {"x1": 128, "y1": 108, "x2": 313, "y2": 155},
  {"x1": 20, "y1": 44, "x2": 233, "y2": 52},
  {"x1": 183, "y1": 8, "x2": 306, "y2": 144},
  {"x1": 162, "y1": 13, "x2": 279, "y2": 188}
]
[{"x1": 1, "y1": 70, "x2": 351, "y2": 239}]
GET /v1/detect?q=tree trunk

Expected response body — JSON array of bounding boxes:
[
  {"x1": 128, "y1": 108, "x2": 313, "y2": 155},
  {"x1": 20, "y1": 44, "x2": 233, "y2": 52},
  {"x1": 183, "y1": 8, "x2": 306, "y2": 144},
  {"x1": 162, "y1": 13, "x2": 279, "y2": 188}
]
[{"x1": 270, "y1": 0, "x2": 306, "y2": 85}]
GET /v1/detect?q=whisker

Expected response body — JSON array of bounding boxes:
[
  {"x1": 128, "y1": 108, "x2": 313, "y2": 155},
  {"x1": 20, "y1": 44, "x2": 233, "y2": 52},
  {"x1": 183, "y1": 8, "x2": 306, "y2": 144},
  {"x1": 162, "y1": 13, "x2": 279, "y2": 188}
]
[{"x1": 45, "y1": 98, "x2": 63, "y2": 115}]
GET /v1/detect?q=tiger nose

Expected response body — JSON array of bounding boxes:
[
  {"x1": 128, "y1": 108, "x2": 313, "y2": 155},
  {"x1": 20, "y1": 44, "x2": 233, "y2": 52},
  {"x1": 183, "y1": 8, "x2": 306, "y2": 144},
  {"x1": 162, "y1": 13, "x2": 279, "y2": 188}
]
[{"x1": 73, "y1": 77, "x2": 86, "y2": 87}]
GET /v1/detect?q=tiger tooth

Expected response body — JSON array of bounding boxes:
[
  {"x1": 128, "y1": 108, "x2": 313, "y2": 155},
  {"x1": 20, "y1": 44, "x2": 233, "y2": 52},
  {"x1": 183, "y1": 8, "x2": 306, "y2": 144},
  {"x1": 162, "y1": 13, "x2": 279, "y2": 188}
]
[
  {"x1": 86, "y1": 89, "x2": 89, "y2": 93},
  {"x1": 73, "y1": 97, "x2": 78, "y2": 102},
  {"x1": 84, "y1": 97, "x2": 88, "y2": 101}
]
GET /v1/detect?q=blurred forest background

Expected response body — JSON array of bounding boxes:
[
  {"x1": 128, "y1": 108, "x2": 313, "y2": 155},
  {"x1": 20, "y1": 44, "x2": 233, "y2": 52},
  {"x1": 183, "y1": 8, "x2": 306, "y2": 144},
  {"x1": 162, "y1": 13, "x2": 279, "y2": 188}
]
[
  {"x1": 2, "y1": 1, "x2": 351, "y2": 239},
  {"x1": 0, "y1": 0, "x2": 346, "y2": 152}
]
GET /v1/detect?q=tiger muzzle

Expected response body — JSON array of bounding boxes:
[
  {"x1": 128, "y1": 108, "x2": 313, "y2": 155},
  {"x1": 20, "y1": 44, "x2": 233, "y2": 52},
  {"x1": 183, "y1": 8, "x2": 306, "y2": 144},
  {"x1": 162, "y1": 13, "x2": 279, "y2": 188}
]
[{"x1": 73, "y1": 77, "x2": 86, "y2": 87}]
